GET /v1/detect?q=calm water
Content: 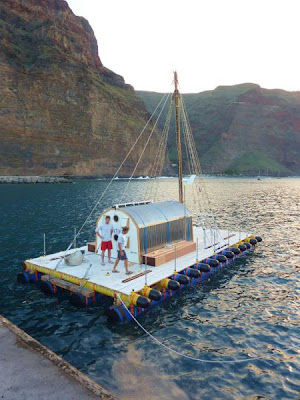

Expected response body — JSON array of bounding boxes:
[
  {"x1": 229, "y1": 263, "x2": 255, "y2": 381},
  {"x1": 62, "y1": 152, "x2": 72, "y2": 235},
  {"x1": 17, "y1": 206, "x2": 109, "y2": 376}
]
[{"x1": 0, "y1": 178, "x2": 300, "y2": 399}]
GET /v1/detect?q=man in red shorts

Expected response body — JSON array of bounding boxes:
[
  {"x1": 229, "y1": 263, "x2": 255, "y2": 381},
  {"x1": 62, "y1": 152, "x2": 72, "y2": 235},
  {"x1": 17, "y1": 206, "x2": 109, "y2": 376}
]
[{"x1": 95, "y1": 215, "x2": 113, "y2": 266}]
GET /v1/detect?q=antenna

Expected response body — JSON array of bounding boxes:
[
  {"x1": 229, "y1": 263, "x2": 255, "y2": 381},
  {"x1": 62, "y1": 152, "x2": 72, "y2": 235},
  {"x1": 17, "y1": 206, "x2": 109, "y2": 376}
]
[{"x1": 174, "y1": 71, "x2": 183, "y2": 203}]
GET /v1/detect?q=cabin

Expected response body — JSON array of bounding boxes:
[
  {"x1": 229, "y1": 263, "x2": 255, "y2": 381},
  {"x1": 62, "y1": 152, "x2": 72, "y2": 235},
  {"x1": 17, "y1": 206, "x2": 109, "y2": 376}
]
[{"x1": 95, "y1": 200, "x2": 195, "y2": 265}]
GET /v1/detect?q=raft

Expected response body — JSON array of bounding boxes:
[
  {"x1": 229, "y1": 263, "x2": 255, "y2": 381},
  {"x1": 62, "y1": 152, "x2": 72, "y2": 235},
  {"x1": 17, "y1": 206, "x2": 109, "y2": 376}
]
[{"x1": 19, "y1": 225, "x2": 261, "y2": 323}]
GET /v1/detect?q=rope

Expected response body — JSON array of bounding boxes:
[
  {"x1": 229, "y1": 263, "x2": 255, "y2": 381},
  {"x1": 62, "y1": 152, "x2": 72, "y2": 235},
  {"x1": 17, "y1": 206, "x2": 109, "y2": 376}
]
[
  {"x1": 117, "y1": 294, "x2": 267, "y2": 364},
  {"x1": 146, "y1": 95, "x2": 174, "y2": 202},
  {"x1": 119, "y1": 93, "x2": 171, "y2": 203}
]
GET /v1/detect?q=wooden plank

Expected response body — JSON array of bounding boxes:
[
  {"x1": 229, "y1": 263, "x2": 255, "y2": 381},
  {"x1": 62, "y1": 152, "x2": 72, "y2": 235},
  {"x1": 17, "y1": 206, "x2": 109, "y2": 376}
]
[
  {"x1": 41, "y1": 275, "x2": 94, "y2": 297},
  {"x1": 121, "y1": 269, "x2": 152, "y2": 283}
]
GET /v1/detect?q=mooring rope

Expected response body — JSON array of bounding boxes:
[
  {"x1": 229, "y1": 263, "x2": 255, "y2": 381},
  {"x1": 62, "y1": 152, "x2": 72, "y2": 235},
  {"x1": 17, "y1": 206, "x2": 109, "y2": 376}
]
[{"x1": 117, "y1": 294, "x2": 268, "y2": 364}]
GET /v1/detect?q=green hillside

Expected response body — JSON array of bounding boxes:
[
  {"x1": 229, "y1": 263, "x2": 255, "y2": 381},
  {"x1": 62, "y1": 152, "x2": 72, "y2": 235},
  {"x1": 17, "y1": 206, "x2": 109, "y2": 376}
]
[{"x1": 137, "y1": 84, "x2": 300, "y2": 176}]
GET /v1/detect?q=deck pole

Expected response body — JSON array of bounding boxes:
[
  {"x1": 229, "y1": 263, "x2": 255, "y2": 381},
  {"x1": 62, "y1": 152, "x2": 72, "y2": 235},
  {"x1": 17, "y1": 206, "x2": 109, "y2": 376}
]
[
  {"x1": 213, "y1": 230, "x2": 216, "y2": 253},
  {"x1": 174, "y1": 245, "x2": 177, "y2": 272},
  {"x1": 203, "y1": 228, "x2": 206, "y2": 249},
  {"x1": 43, "y1": 233, "x2": 46, "y2": 256},
  {"x1": 174, "y1": 71, "x2": 183, "y2": 204},
  {"x1": 145, "y1": 256, "x2": 148, "y2": 286},
  {"x1": 184, "y1": 186, "x2": 187, "y2": 240}
]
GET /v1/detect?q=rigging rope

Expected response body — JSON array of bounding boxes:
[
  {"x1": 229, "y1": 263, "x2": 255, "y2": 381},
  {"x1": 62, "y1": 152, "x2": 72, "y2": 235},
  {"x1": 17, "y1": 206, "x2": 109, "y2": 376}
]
[
  {"x1": 145, "y1": 95, "x2": 174, "y2": 202},
  {"x1": 54, "y1": 93, "x2": 169, "y2": 270},
  {"x1": 119, "y1": 93, "x2": 171, "y2": 204},
  {"x1": 180, "y1": 94, "x2": 221, "y2": 243},
  {"x1": 117, "y1": 295, "x2": 267, "y2": 364}
]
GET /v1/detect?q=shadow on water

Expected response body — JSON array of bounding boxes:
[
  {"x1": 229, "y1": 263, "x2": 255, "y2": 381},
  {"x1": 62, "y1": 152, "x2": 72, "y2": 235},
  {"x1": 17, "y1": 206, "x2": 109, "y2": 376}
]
[{"x1": 1, "y1": 178, "x2": 300, "y2": 399}]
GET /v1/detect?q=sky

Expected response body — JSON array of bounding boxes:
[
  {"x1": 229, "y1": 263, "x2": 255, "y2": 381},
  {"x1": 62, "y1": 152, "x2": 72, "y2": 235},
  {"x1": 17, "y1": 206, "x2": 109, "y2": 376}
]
[{"x1": 67, "y1": 0, "x2": 300, "y2": 93}]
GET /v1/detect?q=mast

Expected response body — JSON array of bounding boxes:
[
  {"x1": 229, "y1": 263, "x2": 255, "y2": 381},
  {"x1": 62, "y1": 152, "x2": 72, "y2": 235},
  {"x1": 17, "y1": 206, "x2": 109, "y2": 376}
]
[{"x1": 174, "y1": 71, "x2": 183, "y2": 204}]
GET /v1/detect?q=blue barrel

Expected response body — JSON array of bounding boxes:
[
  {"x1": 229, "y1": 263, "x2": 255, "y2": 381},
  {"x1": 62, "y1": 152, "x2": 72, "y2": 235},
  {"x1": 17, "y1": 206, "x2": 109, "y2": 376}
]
[
  {"x1": 40, "y1": 280, "x2": 55, "y2": 295},
  {"x1": 223, "y1": 250, "x2": 234, "y2": 259},
  {"x1": 215, "y1": 254, "x2": 228, "y2": 263},
  {"x1": 17, "y1": 272, "x2": 30, "y2": 284},
  {"x1": 195, "y1": 263, "x2": 210, "y2": 273},
  {"x1": 180, "y1": 267, "x2": 200, "y2": 279},
  {"x1": 229, "y1": 247, "x2": 241, "y2": 255},
  {"x1": 206, "y1": 258, "x2": 220, "y2": 267},
  {"x1": 106, "y1": 305, "x2": 135, "y2": 323},
  {"x1": 171, "y1": 273, "x2": 190, "y2": 285}
]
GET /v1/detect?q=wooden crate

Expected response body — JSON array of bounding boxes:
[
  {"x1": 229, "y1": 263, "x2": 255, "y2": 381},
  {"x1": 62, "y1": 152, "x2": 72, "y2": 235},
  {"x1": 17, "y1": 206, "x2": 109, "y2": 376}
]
[
  {"x1": 143, "y1": 241, "x2": 196, "y2": 267},
  {"x1": 87, "y1": 242, "x2": 96, "y2": 253}
]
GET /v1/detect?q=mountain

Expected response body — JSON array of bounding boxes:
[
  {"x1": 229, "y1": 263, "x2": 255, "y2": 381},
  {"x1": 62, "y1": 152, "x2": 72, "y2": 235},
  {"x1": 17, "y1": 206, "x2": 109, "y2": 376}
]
[
  {"x1": 0, "y1": 0, "x2": 157, "y2": 176},
  {"x1": 137, "y1": 84, "x2": 300, "y2": 175}
]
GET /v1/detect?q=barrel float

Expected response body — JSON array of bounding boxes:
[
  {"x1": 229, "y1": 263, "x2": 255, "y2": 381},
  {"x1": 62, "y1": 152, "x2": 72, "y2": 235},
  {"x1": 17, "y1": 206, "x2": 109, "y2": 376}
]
[
  {"x1": 255, "y1": 236, "x2": 262, "y2": 242},
  {"x1": 130, "y1": 292, "x2": 150, "y2": 308},
  {"x1": 243, "y1": 242, "x2": 251, "y2": 249},
  {"x1": 40, "y1": 280, "x2": 55, "y2": 296},
  {"x1": 238, "y1": 244, "x2": 247, "y2": 251},
  {"x1": 229, "y1": 247, "x2": 241, "y2": 255},
  {"x1": 160, "y1": 278, "x2": 180, "y2": 291},
  {"x1": 141, "y1": 286, "x2": 162, "y2": 301},
  {"x1": 171, "y1": 273, "x2": 190, "y2": 285},
  {"x1": 106, "y1": 304, "x2": 132, "y2": 323},
  {"x1": 70, "y1": 292, "x2": 93, "y2": 307},
  {"x1": 180, "y1": 267, "x2": 200, "y2": 279},
  {"x1": 17, "y1": 272, "x2": 30, "y2": 284},
  {"x1": 249, "y1": 238, "x2": 257, "y2": 245},
  {"x1": 196, "y1": 263, "x2": 211, "y2": 273},
  {"x1": 207, "y1": 258, "x2": 220, "y2": 267},
  {"x1": 223, "y1": 250, "x2": 234, "y2": 259},
  {"x1": 215, "y1": 254, "x2": 228, "y2": 263}
]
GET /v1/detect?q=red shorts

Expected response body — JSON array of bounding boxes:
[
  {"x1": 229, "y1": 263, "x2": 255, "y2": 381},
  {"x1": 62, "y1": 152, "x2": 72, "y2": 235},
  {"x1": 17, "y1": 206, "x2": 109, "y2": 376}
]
[{"x1": 101, "y1": 240, "x2": 112, "y2": 251}]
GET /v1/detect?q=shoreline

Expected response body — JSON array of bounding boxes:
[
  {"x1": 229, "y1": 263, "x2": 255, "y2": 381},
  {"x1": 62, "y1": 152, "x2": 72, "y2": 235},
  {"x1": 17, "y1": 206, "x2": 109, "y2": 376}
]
[
  {"x1": 0, "y1": 176, "x2": 73, "y2": 184},
  {"x1": 0, "y1": 174, "x2": 296, "y2": 184}
]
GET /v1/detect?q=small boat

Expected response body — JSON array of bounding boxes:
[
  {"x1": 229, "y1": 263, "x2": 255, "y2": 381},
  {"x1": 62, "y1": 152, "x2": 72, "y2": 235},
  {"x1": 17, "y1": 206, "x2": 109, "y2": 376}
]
[{"x1": 19, "y1": 73, "x2": 262, "y2": 323}]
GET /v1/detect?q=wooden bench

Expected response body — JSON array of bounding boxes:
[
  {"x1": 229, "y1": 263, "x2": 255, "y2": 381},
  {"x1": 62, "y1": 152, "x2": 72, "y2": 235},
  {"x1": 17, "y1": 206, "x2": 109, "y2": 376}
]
[{"x1": 142, "y1": 240, "x2": 196, "y2": 267}]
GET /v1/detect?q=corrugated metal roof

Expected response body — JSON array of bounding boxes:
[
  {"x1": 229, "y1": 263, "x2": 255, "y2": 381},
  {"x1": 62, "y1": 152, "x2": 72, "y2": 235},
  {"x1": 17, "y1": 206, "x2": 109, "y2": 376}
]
[{"x1": 122, "y1": 200, "x2": 190, "y2": 227}]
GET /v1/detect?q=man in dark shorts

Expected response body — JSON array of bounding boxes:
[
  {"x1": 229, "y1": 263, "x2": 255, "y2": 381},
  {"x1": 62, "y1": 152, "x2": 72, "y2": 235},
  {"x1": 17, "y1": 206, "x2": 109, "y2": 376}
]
[
  {"x1": 112, "y1": 226, "x2": 133, "y2": 275},
  {"x1": 95, "y1": 215, "x2": 113, "y2": 266}
]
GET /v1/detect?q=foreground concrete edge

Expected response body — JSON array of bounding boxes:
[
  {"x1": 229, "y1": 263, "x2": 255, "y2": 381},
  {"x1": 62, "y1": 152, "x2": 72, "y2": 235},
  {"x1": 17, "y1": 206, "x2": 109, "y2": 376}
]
[{"x1": 0, "y1": 315, "x2": 117, "y2": 400}]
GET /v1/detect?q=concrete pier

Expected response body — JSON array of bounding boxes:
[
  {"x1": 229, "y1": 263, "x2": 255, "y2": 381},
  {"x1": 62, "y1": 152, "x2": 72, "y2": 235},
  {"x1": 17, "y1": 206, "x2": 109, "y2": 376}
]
[{"x1": 0, "y1": 315, "x2": 116, "y2": 399}]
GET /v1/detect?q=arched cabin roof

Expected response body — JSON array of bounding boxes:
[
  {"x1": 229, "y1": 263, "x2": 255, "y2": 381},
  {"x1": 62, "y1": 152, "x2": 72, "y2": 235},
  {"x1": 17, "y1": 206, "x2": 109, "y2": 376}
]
[{"x1": 118, "y1": 200, "x2": 191, "y2": 228}]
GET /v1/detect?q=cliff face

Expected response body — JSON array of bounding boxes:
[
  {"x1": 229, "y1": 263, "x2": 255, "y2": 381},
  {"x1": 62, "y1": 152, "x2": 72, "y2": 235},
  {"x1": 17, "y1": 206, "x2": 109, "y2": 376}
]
[
  {"x1": 138, "y1": 84, "x2": 300, "y2": 175},
  {"x1": 0, "y1": 0, "x2": 156, "y2": 176}
]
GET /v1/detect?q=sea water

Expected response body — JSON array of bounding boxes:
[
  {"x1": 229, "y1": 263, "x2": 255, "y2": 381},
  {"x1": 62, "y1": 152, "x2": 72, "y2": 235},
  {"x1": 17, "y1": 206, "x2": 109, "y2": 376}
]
[{"x1": 0, "y1": 177, "x2": 299, "y2": 399}]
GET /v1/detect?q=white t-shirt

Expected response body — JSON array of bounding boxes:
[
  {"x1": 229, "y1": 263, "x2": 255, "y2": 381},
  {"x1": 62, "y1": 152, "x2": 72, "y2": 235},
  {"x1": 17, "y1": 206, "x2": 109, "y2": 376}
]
[
  {"x1": 95, "y1": 223, "x2": 113, "y2": 242},
  {"x1": 117, "y1": 233, "x2": 127, "y2": 250}
]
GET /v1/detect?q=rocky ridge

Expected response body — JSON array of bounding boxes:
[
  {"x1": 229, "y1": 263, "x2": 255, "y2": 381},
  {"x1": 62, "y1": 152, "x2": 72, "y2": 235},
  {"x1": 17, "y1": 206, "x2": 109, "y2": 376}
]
[{"x1": 0, "y1": 0, "x2": 157, "y2": 176}]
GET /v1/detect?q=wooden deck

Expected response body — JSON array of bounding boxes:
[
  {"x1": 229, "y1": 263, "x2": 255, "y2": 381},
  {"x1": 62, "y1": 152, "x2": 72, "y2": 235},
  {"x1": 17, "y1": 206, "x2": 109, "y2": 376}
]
[{"x1": 25, "y1": 227, "x2": 248, "y2": 296}]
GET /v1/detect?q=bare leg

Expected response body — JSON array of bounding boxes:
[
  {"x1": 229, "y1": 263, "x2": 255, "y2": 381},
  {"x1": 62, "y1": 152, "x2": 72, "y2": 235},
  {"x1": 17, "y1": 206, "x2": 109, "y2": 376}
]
[
  {"x1": 112, "y1": 258, "x2": 120, "y2": 272},
  {"x1": 101, "y1": 250, "x2": 105, "y2": 265},
  {"x1": 108, "y1": 249, "x2": 112, "y2": 263},
  {"x1": 124, "y1": 259, "x2": 132, "y2": 275}
]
